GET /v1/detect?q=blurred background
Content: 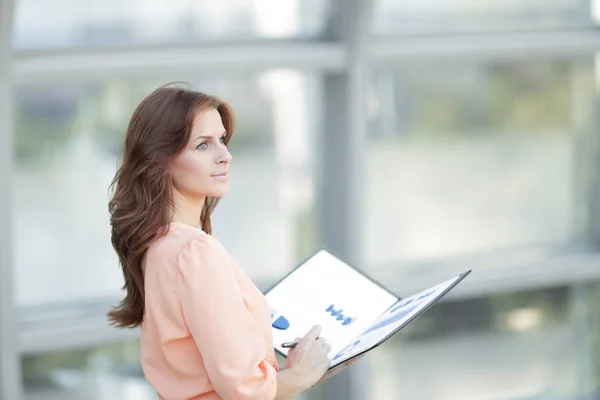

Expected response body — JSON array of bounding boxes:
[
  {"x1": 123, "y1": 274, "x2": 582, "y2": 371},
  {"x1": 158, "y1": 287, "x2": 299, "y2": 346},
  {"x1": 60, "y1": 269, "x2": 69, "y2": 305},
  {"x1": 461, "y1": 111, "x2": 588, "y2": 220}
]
[{"x1": 1, "y1": 0, "x2": 600, "y2": 399}]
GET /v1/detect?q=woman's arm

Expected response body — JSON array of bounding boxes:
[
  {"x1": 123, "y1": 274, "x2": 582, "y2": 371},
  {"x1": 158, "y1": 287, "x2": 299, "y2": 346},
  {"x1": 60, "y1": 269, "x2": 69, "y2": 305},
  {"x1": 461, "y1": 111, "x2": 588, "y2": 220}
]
[
  {"x1": 177, "y1": 237, "x2": 278, "y2": 400},
  {"x1": 274, "y1": 368, "x2": 306, "y2": 400},
  {"x1": 177, "y1": 237, "x2": 330, "y2": 400}
]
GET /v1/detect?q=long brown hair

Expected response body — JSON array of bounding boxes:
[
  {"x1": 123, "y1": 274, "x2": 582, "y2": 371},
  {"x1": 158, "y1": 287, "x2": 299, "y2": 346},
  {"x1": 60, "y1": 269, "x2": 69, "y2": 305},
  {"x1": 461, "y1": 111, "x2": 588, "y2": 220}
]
[{"x1": 107, "y1": 84, "x2": 235, "y2": 328}]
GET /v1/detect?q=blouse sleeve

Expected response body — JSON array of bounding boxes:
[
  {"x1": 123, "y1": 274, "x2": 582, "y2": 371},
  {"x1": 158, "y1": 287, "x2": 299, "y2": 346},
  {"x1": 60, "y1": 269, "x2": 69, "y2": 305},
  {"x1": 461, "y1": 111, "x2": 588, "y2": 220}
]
[{"x1": 176, "y1": 237, "x2": 278, "y2": 400}]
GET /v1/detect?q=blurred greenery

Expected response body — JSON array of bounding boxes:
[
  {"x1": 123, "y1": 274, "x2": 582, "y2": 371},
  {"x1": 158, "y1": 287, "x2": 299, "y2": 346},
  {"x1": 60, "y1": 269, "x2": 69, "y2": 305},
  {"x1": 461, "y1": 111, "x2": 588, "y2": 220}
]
[
  {"x1": 14, "y1": 86, "x2": 81, "y2": 163},
  {"x1": 14, "y1": 59, "x2": 592, "y2": 165},
  {"x1": 382, "y1": 59, "x2": 580, "y2": 140},
  {"x1": 14, "y1": 77, "x2": 274, "y2": 167},
  {"x1": 387, "y1": 285, "x2": 570, "y2": 347},
  {"x1": 22, "y1": 341, "x2": 141, "y2": 389}
]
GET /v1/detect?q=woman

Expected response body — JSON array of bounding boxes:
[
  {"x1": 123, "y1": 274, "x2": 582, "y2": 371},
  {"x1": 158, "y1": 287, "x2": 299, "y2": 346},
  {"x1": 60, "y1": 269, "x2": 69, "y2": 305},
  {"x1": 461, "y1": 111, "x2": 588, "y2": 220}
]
[{"x1": 107, "y1": 84, "x2": 333, "y2": 400}]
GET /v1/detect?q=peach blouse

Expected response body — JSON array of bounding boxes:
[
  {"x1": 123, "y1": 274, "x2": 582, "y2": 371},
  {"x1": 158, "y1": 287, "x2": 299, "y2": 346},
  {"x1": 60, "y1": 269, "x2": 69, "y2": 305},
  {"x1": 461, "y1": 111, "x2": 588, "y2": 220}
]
[{"x1": 140, "y1": 222, "x2": 279, "y2": 400}]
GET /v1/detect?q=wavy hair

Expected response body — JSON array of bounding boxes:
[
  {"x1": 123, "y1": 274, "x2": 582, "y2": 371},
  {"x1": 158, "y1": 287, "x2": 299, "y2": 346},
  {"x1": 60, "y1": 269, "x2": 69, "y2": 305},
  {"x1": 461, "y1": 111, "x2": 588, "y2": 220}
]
[{"x1": 107, "y1": 84, "x2": 234, "y2": 328}]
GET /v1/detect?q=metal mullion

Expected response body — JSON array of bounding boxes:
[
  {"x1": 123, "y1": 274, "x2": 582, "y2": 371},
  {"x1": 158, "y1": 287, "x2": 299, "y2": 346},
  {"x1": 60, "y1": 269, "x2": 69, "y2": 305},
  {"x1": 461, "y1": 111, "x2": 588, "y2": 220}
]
[{"x1": 1, "y1": 0, "x2": 23, "y2": 397}]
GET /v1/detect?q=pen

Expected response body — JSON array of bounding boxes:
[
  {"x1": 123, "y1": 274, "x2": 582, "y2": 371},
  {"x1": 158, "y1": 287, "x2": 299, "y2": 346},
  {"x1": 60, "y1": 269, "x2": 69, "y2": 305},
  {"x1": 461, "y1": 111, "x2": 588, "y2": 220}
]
[{"x1": 282, "y1": 334, "x2": 322, "y2": 348}]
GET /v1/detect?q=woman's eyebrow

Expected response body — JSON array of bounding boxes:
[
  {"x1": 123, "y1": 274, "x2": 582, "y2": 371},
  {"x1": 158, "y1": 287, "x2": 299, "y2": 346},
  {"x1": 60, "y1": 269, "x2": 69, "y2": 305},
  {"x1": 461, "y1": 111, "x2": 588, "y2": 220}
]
[{"x1": 194, "y1": 131, "x2": 227, "y2": 142}]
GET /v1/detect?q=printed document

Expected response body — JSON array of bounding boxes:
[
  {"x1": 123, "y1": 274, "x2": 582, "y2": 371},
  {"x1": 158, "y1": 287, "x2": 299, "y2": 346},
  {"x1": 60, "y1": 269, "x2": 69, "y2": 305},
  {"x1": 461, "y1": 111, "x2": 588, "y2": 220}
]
[{"x1": 264, "y1": 250, "x2": 470, "y2": 369}]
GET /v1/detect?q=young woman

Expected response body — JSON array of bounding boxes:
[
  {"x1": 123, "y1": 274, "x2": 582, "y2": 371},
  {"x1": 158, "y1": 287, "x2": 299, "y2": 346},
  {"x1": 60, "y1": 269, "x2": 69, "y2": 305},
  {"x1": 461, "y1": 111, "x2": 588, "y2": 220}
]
[{"x1": 107, "y1": 84, "x2": 333, "y2": 400}]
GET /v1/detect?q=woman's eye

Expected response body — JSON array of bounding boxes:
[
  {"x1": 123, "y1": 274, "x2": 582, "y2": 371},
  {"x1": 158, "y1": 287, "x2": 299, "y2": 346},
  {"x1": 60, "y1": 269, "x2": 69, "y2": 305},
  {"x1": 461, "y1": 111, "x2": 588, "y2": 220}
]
[
  {"x1": 220, "y1": 136, "x2": 226, "y2": 144},
  {"x1": 197, "y1": 142, "x2": 208, "y2": 150}
]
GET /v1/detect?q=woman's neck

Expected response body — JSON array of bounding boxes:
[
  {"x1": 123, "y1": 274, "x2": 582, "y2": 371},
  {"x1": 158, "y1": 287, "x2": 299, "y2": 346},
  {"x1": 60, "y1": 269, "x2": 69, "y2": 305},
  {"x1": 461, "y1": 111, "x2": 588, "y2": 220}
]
[{"x1": 170, "y1": 189, "x2": 205, "y2": 228}]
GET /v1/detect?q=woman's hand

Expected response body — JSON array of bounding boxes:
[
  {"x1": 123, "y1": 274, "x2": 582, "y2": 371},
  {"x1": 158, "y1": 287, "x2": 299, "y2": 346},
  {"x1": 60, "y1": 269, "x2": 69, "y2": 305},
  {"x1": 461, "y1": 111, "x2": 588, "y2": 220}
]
[
  {"x1": 317, "y1": 353, "x2": 366, "y2": 383},
  {"x1": 284, "y1": 325, "x2": 331, "y2": 389}
]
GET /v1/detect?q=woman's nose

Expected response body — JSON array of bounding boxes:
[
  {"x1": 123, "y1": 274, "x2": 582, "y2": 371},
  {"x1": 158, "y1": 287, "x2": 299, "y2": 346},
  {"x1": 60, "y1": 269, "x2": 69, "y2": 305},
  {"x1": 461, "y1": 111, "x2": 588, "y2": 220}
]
[{"x1": 217, "y1": 146, "x2": 232, "y2": 164}]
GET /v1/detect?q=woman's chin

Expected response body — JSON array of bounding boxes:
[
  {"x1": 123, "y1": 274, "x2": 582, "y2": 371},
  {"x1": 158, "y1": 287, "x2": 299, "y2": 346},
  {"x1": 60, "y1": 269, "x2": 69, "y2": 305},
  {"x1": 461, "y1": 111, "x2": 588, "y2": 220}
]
[{"x1": 209, "y1": 184, "x2": 230, "y2": 198}]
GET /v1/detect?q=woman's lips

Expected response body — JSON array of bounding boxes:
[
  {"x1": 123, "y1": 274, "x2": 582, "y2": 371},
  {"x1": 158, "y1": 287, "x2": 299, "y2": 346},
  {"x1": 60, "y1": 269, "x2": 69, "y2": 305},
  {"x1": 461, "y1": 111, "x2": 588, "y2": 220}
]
[{"x1": 211, "y1": 171, "x2": 228, "y2": 180}]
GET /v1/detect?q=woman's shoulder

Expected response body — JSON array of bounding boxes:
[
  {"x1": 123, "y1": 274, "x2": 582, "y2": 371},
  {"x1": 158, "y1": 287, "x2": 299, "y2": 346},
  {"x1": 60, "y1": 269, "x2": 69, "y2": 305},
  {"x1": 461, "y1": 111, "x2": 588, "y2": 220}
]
[
  {"x1": 165, "y1": 221, "x2": 213, "y2": 241},
  {"x1": 147, "y1": 222, "x2": 216, "y2": 262}
]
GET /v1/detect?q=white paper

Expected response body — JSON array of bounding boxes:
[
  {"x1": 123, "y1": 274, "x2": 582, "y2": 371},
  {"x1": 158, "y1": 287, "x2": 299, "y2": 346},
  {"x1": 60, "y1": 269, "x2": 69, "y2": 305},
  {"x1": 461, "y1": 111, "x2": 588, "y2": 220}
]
[
  {"x1": 266, "y1": 250, "x2": 468, "y2": 368},
  {"x1": 328, "y1": 275, "x2": 461, "y2": 367},
  {"x1": 265, "y1": 250, "x2": 399, "y2": 359}
]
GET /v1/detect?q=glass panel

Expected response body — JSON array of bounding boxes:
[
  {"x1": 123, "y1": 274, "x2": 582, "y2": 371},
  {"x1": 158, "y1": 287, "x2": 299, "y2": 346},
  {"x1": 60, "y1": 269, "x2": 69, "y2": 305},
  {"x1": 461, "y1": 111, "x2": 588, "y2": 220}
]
[
  {"x1": 365, "y1": 56, "x2": 600, "y2": 268},
  {"x1": 587, "y1": 281, "x2": 600, "y2": 396},
  {"x1": 21, "y1": 340, "x2": 312, "y2": 400},
  {"x1": 367, "y1": 282, "x2": 600, "y2": 399},
  {"x1": 19, "y1": 285, "x2": 600, "y2": 400},
  {"x1": 373, "y1": 0, "x2": 595, "y2": 35},
  {"x1": 13, "y1": 71, "x2": 319, "y2": 308},
  {"x1": 14, "y1": 0, "x2": 331, "y2": 50},
  {"x1": 22, "y1": 341, "x2": 156, "y2": 400}
]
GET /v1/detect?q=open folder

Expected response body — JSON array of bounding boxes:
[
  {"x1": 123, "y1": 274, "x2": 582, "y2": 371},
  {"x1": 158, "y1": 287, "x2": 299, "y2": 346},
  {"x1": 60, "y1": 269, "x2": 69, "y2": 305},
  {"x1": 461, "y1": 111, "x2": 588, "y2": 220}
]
[{"x1": 264, "y1": 250, "x2": 471, "y2": 370}]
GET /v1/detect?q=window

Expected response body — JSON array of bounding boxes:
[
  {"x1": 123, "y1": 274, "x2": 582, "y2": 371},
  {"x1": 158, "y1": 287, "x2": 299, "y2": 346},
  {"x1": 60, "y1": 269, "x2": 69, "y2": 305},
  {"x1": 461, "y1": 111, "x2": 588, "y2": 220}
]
[
  {"x1": 364, "y1": 56, "x2": 600, "y2": 268},
  {"x1": 14, "y1": 0, "x2": 331, "y2": 50},
  {"x1": 366, "y1": 282, "x2": 600, "y2": 399},
  {"x1": 373, "y1": 0, "x2": 595, "y2": 36},
  {"x1": 22, "y1": 341, "x2": 153, "y2": 400},
  {"x1": 13, "y1": 71, "x2": 320, "y2": 309}
]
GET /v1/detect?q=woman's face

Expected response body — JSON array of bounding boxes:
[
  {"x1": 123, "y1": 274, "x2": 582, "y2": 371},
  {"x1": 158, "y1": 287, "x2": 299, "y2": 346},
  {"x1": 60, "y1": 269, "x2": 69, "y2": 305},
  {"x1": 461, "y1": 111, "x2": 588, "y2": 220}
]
[{"x1": 170, "y1": 108, "x2": 232, "y2": 200}]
